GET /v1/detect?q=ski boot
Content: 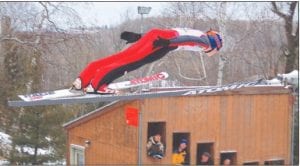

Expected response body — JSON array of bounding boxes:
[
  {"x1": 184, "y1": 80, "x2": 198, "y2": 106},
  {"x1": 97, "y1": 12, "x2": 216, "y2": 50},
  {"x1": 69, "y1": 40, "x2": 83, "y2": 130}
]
[
  {"x1": 120, "y1": 31, "x2": 142, "y2": 44},
  {"x1": 84, "y1": 84, "x2": 117, "y2": 94},
  {"x1": 70, "y1": 78, "x2": 83, "y2": 92}
]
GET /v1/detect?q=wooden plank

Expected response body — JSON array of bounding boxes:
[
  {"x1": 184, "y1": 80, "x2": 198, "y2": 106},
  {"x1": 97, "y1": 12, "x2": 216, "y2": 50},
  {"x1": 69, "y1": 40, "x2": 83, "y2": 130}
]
[
  {"x1": 211, "y1": 95, "x2": 221, "y2": 164},
  {"x1": 253, "y1": 94, "x2": 262, "y2": 163},
  {"x1": 67, "y1": 102, "x2": 139, "y2": 165}
]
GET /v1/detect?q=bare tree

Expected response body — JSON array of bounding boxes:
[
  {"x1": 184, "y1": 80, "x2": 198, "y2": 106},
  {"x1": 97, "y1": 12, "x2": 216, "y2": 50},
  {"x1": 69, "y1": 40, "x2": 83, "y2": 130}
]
[
  {"x1": 216, "y1": 2, "x2": 227, "y2": 86},
  {"x1": 271, "y1": 2, "x2": 298, "y2": 73},
  {"x1": 227, "y1": 2, "x2": 287, "y2": 80},
  {"x1": 0, "y1": 2, "x2": 96, "y2": 164},
  {"x1": 160, "y1": 2, "x2": 291, "y2": 85}
]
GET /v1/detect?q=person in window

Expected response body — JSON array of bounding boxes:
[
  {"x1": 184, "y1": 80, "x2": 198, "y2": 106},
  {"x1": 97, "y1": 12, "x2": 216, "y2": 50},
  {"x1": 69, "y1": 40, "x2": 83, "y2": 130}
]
[
  {"x1": 146, "y1": 134, "x2": 164, "y2": 159},
  {"x1": 222, "y1": 158, "x2": 231, "y2": 165},
  {"x1": 172, "y1": 139, "x2": 189, "y2": 165},
  {"x1": 199, "y1": 152, "x2": 213, "y2": 165}
]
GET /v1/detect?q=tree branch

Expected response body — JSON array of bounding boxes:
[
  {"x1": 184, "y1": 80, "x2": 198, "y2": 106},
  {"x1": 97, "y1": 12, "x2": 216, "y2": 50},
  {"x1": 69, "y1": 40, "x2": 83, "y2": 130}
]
[
  {"x1": 295, "y1": 22, "x2": 299, "y2": 45},
  {"x1": 289, "y1": 1, "x2": 297, "y2": 19},
  {"x1": 0, "y1": 36, "x2": 39, "y2": 46},
  {"x1": 38, "y1": 2, "x2": 64, "y2": 33},
  {"x1": 271, "y1": 2, "x2": 288, "y2": 19}
]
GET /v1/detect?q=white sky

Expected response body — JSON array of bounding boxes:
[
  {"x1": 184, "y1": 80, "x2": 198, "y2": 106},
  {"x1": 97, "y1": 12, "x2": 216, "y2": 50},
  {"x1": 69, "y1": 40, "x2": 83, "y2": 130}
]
[
  {"x1": 66, "y1": 2, "x2": 298, "y2": 28},
  {"x1": 69, "y1": 2, "x2": 166, "y2": 27}
]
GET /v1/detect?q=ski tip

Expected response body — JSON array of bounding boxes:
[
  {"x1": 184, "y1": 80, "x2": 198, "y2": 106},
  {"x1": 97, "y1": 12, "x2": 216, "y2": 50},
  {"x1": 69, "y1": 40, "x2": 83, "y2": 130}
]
[
  {"x1": 160, "y1": 72, "x2": 169, "y2": 79},
  {"x1": 18, "y1": 95, "x2": 31, "y2": 102}
]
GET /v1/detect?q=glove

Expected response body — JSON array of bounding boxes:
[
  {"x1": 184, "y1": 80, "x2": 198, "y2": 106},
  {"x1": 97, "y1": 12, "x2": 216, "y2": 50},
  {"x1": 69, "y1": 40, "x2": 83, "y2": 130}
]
[
  {"x1": 153, "y1": 37, "x2": 170, "y2": 48},
  {"x1": 121, "y1": 31, "x2": 142, "y2": 44}
]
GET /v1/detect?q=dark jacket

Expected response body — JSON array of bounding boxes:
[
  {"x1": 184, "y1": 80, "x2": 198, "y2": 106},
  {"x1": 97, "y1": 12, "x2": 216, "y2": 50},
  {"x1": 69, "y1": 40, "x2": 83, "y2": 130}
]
[{"x1": 146, "y1": 136, "x2": 164, "y2": 156}]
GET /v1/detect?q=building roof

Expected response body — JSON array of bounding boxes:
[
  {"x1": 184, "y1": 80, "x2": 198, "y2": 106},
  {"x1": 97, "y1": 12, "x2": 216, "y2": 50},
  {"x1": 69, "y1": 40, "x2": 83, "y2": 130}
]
[
  {"x1": 63, "y1": 85, "x2": 291, "y2": 130},
  {"x1": 63, "y1": 101, "x2": 130, "y2": 129}
]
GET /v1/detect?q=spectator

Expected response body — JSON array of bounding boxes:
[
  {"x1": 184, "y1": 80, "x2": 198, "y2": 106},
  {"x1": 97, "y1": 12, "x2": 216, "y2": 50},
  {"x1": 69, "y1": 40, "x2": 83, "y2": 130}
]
[
  {"x1": 172, "y1": 139, "x2": 189, "y2": 165},
  {"x1": 146, "y1": 134, "x2": 164, "y2": 159},
  {"x1": 199, "y1": 152, "x2": 213, "y2": 165},
  {"x1": 223, "y1": 158, "x2": 231, "y2": 165}
]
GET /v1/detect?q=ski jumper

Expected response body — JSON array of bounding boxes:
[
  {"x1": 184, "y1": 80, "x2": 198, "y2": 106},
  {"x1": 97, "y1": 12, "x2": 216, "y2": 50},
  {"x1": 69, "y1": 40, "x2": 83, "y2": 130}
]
[{"x1": 78, "y1": 28, "x2": 221, "y2": 92}]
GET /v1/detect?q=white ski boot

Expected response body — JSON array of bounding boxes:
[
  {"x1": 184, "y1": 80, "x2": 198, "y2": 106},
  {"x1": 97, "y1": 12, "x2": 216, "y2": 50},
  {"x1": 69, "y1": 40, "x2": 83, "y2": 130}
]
[{"x1": 72, "y1": 78, "x2": 82, "y2": 90}]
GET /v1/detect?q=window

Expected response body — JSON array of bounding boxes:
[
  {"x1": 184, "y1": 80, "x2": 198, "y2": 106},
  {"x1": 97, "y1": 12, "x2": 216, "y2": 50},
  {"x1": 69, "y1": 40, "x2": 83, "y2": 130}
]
[
  {"x1": 264, "y1": 159, "x2": 284, "y2": 165},
  {"x1": 196, "y1": 142, "x2": 214, "y2": 165},
  {"x1": 147, "y1": 122, "x2": 166, "y2": 158},
  {"x1": 147, "y1": 122, "x2": 166, "y2": 148},
  {"x1": 243, "y1": 161, "x2": 259, "y2": 165},
  {"x1": 172, "y1": 132, "x2": 190, "y2": 165},
  {"x1": 70, "y1": 144, "x2": 85, "y2": 166},
  {"x1": 220, "y1": 151, "x2": 237, "y2": 165}
]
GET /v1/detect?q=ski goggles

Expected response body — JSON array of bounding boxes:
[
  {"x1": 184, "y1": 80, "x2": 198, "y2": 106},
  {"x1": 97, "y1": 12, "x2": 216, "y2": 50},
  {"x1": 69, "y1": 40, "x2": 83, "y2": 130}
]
[{"x1": 206, "y1": 31, "x2": 222, "y2": 50}]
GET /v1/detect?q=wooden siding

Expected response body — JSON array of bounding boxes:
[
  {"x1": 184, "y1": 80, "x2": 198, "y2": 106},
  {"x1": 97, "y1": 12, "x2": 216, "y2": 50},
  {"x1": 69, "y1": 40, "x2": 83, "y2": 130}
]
[
  {"x1": 65, "y1": 87, "x2": 292, "y2": 165},
  {"x1": 141, "y1": 93, "x2": 292, "y2": 165},
  {"x1": 66, "y1": 101, "x2": 139, "y2": 165}
]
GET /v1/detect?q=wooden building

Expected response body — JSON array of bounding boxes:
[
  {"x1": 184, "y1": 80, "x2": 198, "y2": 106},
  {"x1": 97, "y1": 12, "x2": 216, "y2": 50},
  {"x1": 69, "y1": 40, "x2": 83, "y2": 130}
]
[{"x1": 63, "y1": 86, "x2": 294, "y2": 165}]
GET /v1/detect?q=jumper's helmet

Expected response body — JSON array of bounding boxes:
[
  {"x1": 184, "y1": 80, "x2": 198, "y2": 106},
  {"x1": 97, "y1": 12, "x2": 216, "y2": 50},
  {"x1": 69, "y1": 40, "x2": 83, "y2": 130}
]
[{"x1": 206, "y1": 30, "x2": 222, "y2": 50}]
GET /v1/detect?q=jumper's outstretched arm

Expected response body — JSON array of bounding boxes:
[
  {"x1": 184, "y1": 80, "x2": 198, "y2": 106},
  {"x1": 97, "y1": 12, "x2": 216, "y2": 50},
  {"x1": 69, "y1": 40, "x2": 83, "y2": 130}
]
[{"x1": 169, "y1": 35, "x2": 210, "y2": 48}]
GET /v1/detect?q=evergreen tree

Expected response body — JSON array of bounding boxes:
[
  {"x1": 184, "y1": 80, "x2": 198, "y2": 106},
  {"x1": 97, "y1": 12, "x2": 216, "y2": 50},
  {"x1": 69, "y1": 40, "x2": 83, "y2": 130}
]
[{"x1": 0, "y1": 16, "x2": 70, "y2": 164}]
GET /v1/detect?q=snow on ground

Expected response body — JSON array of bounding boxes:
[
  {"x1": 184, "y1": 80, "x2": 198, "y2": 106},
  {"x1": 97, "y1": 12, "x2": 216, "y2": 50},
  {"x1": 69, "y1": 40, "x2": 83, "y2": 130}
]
[
  {"x1": 0, "y1": 132, "x2": 12, "y2": 154},
  {"x1": 0, "y1": 132, "x2": 12, "y2": 165},
  {"x1": 15, "y1": 146, "x2": 52, "y2": 156},
  {"x1": 0, "y1": 159, "x2": 9, "y2": 165},
  {"x1": 43, "y1": 160, "x2": 66, "y2": 165},
  {"x1": 0, "y1": 132, "x2": 12, "y2": 147},
  {"x1": 0, "y1": 131, "x2": 53, "y2": 156}
]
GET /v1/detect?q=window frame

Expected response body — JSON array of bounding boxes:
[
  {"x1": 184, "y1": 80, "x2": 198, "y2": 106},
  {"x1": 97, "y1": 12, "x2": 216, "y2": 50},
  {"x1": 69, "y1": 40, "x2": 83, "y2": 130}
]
[
  {"x1": 243, "y1": 161, "x2": 260, "y2": 165},
  {"x1": 147, "y1": 121, "x2": 167, "y2": 151},
  {"x1": 220, "y1": 150, "x2": 237, "y2": 165},
  {"x1": 172, "y1": 132, "x2": 191, "y2": 165},
  {"x1": 264, "y1": 159, "x2": 285, "y2": 165},
  {"x1": 70, "y1": 144, "x2": 85, "y2": 166},
  {"x1": 196, "y1": 142, "x2": 214, "y2": 165}
]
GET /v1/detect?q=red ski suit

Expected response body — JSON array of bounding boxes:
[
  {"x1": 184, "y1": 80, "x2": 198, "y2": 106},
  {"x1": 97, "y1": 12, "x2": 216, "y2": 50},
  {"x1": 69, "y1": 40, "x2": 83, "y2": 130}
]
[{"x1": 79, "y1": 28, "x2": 216, "y2": 91}]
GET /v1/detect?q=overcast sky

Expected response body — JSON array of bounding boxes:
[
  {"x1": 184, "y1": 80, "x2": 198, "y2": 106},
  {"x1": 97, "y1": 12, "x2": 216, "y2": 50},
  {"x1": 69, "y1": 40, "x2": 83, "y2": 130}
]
[
  {"x1": 69, "y1": 2, "x2": 166, "y2": 27},
  {"x1": 66, "y1": 2, "x2": 298, "y2": 29}
]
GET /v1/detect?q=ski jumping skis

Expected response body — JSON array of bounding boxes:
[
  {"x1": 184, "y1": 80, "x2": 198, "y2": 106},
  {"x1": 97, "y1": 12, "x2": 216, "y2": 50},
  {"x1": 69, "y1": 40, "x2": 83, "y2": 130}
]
[{"x1": 18, "y1": 72, "x2": 169, "y2": 102}]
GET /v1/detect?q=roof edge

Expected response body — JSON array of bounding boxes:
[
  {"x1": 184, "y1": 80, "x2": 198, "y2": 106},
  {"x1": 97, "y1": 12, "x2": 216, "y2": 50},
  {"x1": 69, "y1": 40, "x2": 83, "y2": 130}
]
[{"x1": 63, "y1": 100, "x2": 120, "y2": 129}]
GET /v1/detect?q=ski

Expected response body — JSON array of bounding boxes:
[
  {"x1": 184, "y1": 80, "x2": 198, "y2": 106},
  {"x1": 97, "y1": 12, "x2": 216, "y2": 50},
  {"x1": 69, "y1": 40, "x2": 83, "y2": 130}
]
[
  {"x1": 18, "y1": 89, "x2": 85, "y2": 102},
  {"x1": 107, "y1": 72, "x2": 168, "y2": 90},
  {"x1": 18, "y1": 72, "x2": 169, "y2": 102}
]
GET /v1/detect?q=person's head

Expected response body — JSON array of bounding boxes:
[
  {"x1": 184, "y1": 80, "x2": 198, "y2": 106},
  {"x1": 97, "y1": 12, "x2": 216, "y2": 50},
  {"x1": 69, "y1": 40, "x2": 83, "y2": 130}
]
[
  {"x1": 153, "y1": 134, "x2": 161, "y2": 142},
  {"x1": 205, "y1": 29, "x2": 223, "y2": 56},
  {"x1": 178, "y1": 139, "x2": 188, "y2": 151},
  {"x1": 223, "y1": 158, "x2": 231, "y2": 165},
  {"x1": 201, "y1": 152, "x2": 211, "y2": 163}
]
